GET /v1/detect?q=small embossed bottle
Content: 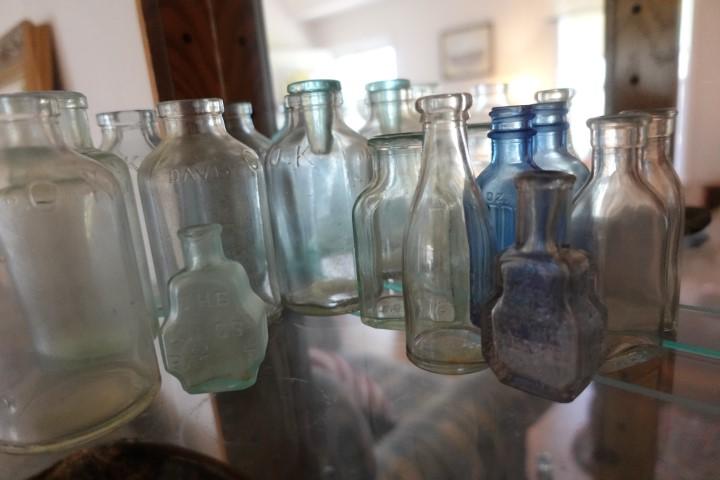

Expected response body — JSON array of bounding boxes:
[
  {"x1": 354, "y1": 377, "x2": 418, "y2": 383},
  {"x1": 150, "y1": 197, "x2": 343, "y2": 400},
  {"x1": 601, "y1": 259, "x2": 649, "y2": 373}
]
[
  {"x1": 477, "y1": 105, "x2": 541, "y2": 251},
  {"x1": 161, "y1": 224, "x2": 268, "y2": 393},
  {"x1": 140, "y1": 98, "x2": 281, "y2": 319},
  {"x1": 359, "y1": 79, "x2": 419, "y2": 138},
  {"x1": 224, "y1": 102, "x2": 272, "y2": 157}
]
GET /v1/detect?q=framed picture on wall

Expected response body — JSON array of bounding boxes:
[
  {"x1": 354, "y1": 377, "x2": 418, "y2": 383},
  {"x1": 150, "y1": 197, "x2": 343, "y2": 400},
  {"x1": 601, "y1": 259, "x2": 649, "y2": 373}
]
[{"x1": 440, "y1": 22, "x2": 493, "y2": 81}]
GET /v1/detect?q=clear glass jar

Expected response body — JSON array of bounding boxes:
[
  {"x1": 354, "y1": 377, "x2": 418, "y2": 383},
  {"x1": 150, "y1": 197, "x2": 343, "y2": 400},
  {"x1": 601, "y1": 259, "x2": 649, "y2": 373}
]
[
  {"x1": 535, "y1": 88, "x2": 579, "y2": 158},
  {"x1": 531, "y1": 101, "x2": 589, "y2": 195},
  {"x1": 570, "y1": 114, "x2": 668, "y2": 372},
  {"x1": 0, "y1": 94, "x2": 159, "y2": 453},
  {"x1": 359, "y1": 79, "x2": 419, "y2": 138},
  {"x1": 139, "y1": 98, "x2": 281, "y2": 320},
  {"x1": 467, "y1": 122, "x2": 492, "y2": 178},
  {"x1": 37, "y1": 92, "x2": 156, "y2": 320},
  {"x1": 472, "y1": 83, "x2": 509, "y2": 122},
  {"x1": 477, "y1": 105, "x2": 541, "y2": 251},
  {"x1": 97, "y1": 109, "x2": 162, "y2": 313},
  {"x1": 352, "y1": 133, "x2": 422, "y2": 330},
  {"x1": 265, "y1": 80, "x2": 372, "y2": 315},
  {"x1": 161, "y1": 224, "x2": 268, "y2": 393},
  {"x1": 622, "y1": 108, "x2": 683, "y2": 338},
  {"x1": 485, "y1": 171, "x2": 605, "y2": 402},
  {"x1": 403, "y1": 93, "x2": 497, "y2": 374},
  {"x1": 224, "y1": 102, "x2": 272, "y2": 157}
]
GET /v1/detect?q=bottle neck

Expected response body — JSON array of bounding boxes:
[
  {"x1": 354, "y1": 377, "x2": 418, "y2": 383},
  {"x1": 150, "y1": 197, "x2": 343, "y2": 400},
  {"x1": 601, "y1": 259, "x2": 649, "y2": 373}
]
[
  {"x1": 101, "y1": 123, "x2": 159, "y2": 149},
  {"x1": 162, "y1": 113, "x2": 227, "y2": 138},
  {"x1": 644, "y1": 137, "x2": 672, "y2": 167},
  {"x1": 533, "y1": 127, "x2": 567, "y2": 154},
  {"x1": 592, "y1": 146, "x2": 641, "y2": 178},
  {"x1": 422, "y1": 118, "x2": 470, "y2": 177},
  {"x1": 181, "y1": 228, "x2": 227, "y2": 270},
  {"x1": 296, "y1": 92, "x2": 343, "y2": 154},
  {"x1": 515, "y1": 184, "x2": 570, "y2": 254},
  {"x1": 58, "y1": 108, "x2": 95, "y2": 151},
  {"x1": 229, "y1": 113, "x2": 257, "y2": 135},
  {"x1": 0, "y1": 115, "x2": 64, "y2": 149},
  {"x1": 491, "y1": 134, "x2": 534, "y2": 166},
  {"x1": 367, "y1": 97, "x2": 414, "y2": 133}
]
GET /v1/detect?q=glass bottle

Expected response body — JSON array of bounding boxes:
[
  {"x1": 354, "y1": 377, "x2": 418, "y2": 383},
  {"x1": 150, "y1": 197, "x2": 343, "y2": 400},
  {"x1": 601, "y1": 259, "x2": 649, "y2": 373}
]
[
  {"x1": 477, "y1": 105, "x2": 541, "y2": 251},
  {"x1": 531, "y1": 101, "x2": 589, "y2": 195},
  {"x1": 160, "y1": 224, "x2": 268, "y2": 393},
  {"x1": 36, "y1": 91, "x2": 156, "y2": 321},
  {"x1": 265, "y1": 80, "x2": 372, "y2": 315},
  {"x1": 535, "y1": 88, "x2": 579, "y2": 158},
  {"x1": 403, "y1": 93, "x2": 497, "y2": 374},
  {"x1": 570, "y1": 114, "x2": 668, "y2": 372},
  {"x1": 359, "y1": 79, "x2": 419, "y2": 138},
  {"x1": 485, "y1": 171, "x2": 605, "y2": 402},
  {"x1": 224, "y1": 102, "x2": 272, "y2": 157},
  {"x1": 467, "y1": 122, "x2": 492, "y2": 178},
  {"x1": 97, "y1": 109, "x2": 162, "y2": 313},
  {"x1": 472, "y1": 83, "x2": 509, "y2": 122},
  {"x1": 0, "y1": 94, "x2": 159, "y2": 453},
  {"x1": 139, "y1": 98, "x2": 281, "y2": 320},
  {"x1": 352, "y1": 133, "x2": 422, "y2": 330}
]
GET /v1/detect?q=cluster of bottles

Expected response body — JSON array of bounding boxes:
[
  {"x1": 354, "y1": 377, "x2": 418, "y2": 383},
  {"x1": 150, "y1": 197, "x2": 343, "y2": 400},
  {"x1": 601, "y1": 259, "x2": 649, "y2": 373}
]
[{"x1": 0, "y1": 77, "x2": 682, "y2": 452}]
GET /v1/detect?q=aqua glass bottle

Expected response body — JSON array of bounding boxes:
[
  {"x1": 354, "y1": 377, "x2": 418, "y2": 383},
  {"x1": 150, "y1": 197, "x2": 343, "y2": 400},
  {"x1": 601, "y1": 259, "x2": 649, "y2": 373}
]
[
  {"x1": 0, "y1": 94, "x2": 159, "y2": 453},
  {"x1": 485, "y1": 171, "x2": 605, "y2": 402},
  {"x1": 570, "y1": 114, "x2": 668, "y2": 372},
  {"x1": 270, "y1": 96, "x2": 291, "y2": 143},
  {"x1": 472, "y1": 83, "x2": 509, "y2": 122},
  {"x1": 353, "y1": 133, "x2": 422, "y2": 330},
  {"x1": 97, "y1": 109, "x2": 162, "y2": 313},
  {"x1": 477, "y1": 105, "x2": 541, "y2": 252},
  {"x1": 467, "y1": 122, "x2": 492, "y2": 178},
  {"x1": 531, "y1": 101, "x2": 589, "y2": 195},
  {"x1": 535, "y1": 88, "x2": 579, "y2": 158},
  {"x1": 265, "y1": 80, "x2": 372, "y2": 315},
  {"x1": 140, "y1": 98, "x2": 281, "y2": 320},
  {"x1": 38, "y1": 92, "x2": 156, "y2": 319},
  {"x1": 160, "y1": 224, "x2": 268, "y2": 393},
  {"x1": 224, "y1": 102, "x2": 272, "y2": 157},
  {"x1": 359, "y1": 79, "x2": 419, "y2": 138},
  {"x1": 403, "y1": 93, "x2": 496, "y2": 374}
]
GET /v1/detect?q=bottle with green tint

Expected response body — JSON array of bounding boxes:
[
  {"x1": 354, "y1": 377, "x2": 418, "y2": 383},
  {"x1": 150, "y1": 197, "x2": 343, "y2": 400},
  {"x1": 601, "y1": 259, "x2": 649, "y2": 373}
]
[
  {"x1": 359, "y1": 79, "x2": 419, "y2": 138},
  {"x1": 161, "y1": 224, "x2": 268, "y2": 393}
]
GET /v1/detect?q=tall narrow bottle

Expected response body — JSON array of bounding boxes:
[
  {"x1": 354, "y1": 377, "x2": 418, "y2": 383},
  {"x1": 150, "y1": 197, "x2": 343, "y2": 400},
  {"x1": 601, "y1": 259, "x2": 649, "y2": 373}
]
[
  {"x1": 359, "y1": 79, "x2": 419, "y2": 138},
  {"x1": 535, "y1": 88, "x2": 579, "y2": 158},
  {"x1": 570, "y1": 114, "x2": 668, "y2": 372},
  {"x1": 265, "y1": 80, "x2": 372, "y2": 315},
  {"x1": 140, "y1": 98, "x2": 281, "y2": 320},
  {"x1": 477, "y1": 105, "x2": 541, "y2": 251},
  {"x1": 467, "y1": 122, "x2": 492, "y2": 178},
  {"x1": 403, "y1": 93, "x2": 497, "y2": 374},
  {"x1": 224, "y1": 102, "x2": 272, "y2": 157}
]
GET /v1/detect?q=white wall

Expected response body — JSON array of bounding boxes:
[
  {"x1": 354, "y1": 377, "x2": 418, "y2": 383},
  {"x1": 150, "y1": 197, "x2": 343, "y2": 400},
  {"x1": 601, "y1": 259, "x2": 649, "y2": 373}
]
[{"x1": 0, "y1": 0, "x2": 155, "y2": 142}]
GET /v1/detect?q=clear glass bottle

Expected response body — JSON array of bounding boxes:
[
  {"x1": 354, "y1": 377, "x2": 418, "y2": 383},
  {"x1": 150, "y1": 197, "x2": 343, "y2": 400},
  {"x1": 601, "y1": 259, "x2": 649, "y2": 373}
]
[
  {"x1": 265, "y1": 80, "x2": 372, "y2": 315},
  {"x1": 467, "y1": 122, "x2": 492, "y2": 178},
  {"x1": 485, "y1": 171, "x2": 605, "y2": 402},
  {"x1": 403, "y1": 93, "x2": 497, "y2": 374},
  {"x1": 139, "y1": 98, "x2": 281, "y2": 320},
  {"x1": 97, "y1": 109, "x2": 162, "y2": 313},
  {"x1": 160, "y1": 224, "x2": 268, "y2": 393},
  {"x1": 531, "y1": 101, "x2": 589, "y2": 195},
  {"x1": 224, "y1": 102, "x2": 272, "y2": 157},
  {"x1": 411, "y1": 82, "x2": 438, "y2": 99},
  {"x1": 535, "y1": 88, "x2": 579, "y2": 158},
  {"x1": 570, "y1": 114, "x2": 668, "y2": 372},
  {"x1": 0, "y1": 94, "x2": 159, "y2": 453},
  {"x1": 359, "y1": 79, "x2": 419, "y2": 138},
  {"x1": 37, "y1": 92, "x2": 156, "y2": 321},
  {"x1": 622, "y1": 108, "x2": 683, "y2": 338},
  {"x1": 477, "y1": 105, "x2": 541, "y2": 252},
  {"x1": 472, "y1": 83, "x2": 509, "y2": 122},
  {"x1": 352, "y1": 133, "x2": 422, "y2": 330}
]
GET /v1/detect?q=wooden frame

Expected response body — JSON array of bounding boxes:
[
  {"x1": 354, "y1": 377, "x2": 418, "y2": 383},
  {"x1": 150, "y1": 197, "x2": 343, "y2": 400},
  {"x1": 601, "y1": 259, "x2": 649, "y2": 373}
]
[
  {"x1": 0, "y1": 20, "x2": 54, "y2": 93},
  {"x1": 439, "y1": 22, "x2": 493, "y2": 81}
]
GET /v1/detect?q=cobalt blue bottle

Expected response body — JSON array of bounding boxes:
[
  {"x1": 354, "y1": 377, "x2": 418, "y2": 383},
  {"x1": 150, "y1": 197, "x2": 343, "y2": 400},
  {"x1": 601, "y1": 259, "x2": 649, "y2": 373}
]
[
  {"x1": 476, "y1": 105, "x2": 540, "y2": 251},
  {"x1": 531, "y1": 101, "x2": 589, "y2": 196}
]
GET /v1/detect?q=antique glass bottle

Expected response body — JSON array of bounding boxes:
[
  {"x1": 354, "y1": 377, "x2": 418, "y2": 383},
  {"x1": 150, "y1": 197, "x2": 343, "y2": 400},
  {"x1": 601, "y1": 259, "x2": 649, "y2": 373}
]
[
  {"x1": 403, "y1": 93, "x2": 496, "y2": 374},
  {"x1": 485, "y1": 171, "x2": 605, "y2": 402},
  {"x1": 353, "y1": 133, "x2": 422, "y2": 330},
  {"x1": 467, "y1": 122, "x2": 492, "y2": 178},
  {"x1": 271, "y1": 96, "x2": 292, "y2": 143},
  {"x1": 97, "y1": 109, "x2": 162, "y2": 312},
  {"x1": 472, "y1": 83, "x2": 509, "y2": 121},
  {"x1": 0, "y1": 94, "x2": 159, "y2": 453},
  {"x1": 160, "y1": 224, "x2": 268, "y2": 393},
  {"x1": 359, "y1": 79, "x2": 419, "y2": 138},
  {"x1": 265, "y1": 80, "x2": 372, "y2": 315},
  {"x1": 477, "y1": 105, "x2": 541, "y2": 251},
  {"x1": 535, "y1": 88, "x2": 579, "y2": 158},
  {"x1": 139, "y1": 98, "x2": 281, "y2": 320},
  {"x1": 224, "y1": 102, "x2": 272, "y2": 157},
  {"x1": 622, "y1": 109, "x2": 683, "y2": 338},
  {"x1": 570, "y1": 114, "x2": 668, "y2": 372},
  {"x1": 531, "y1": 101, "x2": 589, "y2": 195}
]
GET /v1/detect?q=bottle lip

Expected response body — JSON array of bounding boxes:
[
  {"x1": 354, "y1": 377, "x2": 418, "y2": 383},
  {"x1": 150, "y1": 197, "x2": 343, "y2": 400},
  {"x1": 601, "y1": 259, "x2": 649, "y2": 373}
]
[
  {"x1": 535, "y1": 88, "x2": 575, "y2": 103},
  {"x1": 619, "y1": 108, "x2": 677, "y2": 138},
  {"x1": 474, "y1": 83, "x2": 508, "y2": 96},
  {"x1": 178, "y1": 223, "x2": 223, "y2": 240},
  {"x1": 366, "y1": 79, "x2": 411, "y2": 93},
  {"x1": 587, "y1": 113, "x2": 649, "y2": 147},
  {"x1": 287, "y1": 79, "x2": 341, "y2": 94},
  {"x1": 157, "y1": 98, "x2": 224, "y2": 118},
  {"x1": 0, "y1": 94, "x2": 60, "y2": 119},
  {"x1": 96, "y1": 109, "x2": 156, "y2": 127},
  {"x1": 368, "y1": 132, "x2": 423, "y2": 149},
  {"x1": 416, "y1": 93, "x2": 472, "y2": 119},
  {"x1": 25, "y1": 90, "x2": 88, "y2": 109},
  {"x1": 223, "y1": 101, "x2": 253, "y2": 117},
  {"x1": 515, "y1": 170, "x2": 576, "y2": 189},
  {"x1": 490, "y1": 105, "x2": 534, "y2": 131}
]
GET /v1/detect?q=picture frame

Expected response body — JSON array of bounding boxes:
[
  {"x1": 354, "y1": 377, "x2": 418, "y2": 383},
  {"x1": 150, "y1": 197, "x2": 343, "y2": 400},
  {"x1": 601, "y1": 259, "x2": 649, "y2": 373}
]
[
  {"x1": 440, "y1": 22, "x2": 493, "y2": 81},
  {"x1": 0, "y1": 20, "x2": 54, "y2": 93}
]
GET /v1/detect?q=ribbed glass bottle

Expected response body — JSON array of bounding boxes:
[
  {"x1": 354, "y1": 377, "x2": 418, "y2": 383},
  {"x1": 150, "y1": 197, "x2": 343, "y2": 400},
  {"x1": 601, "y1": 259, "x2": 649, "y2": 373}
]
[
  {"x1": 224, "y1": 102, "x2": 272, "y2": 157},
  {"x1": 359, "y1": 79, "x2": 419, "y2": 138}
]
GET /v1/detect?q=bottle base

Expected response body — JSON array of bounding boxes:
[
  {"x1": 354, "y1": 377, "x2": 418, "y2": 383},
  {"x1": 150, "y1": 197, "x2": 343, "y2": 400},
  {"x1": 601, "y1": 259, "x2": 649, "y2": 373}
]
[
  {"x1": 406, "y1": 327, "x2": 487, "y2": 375},
  {"x1": 600, "y1": 333, "x2": 664, "y2": 373},
  {"x1": 360, "y1": 316, "x2": 405, "y2": 331},
  {"x1": 283, "y1": 281, "x2": 359, "y2": 316}
]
